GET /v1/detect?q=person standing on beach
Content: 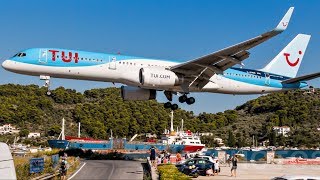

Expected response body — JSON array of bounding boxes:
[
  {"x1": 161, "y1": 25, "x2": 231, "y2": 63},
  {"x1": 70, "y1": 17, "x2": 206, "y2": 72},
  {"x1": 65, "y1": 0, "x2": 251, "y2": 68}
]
[
  {"x1": 214, "y1": 159, "x2": 220, "y2": 176},
  {"x1": 176, "y1": 152, "x2": 182, "y2": 162},
  {"x1": 149, "y1": 146, "x2": 156, "y2": 167},
  {"x1": 226, "y1": 154, "x2": 231, "y2": 167},
  {"x1": 231, "y1": 155, "x2": 238, "y2": 177}
]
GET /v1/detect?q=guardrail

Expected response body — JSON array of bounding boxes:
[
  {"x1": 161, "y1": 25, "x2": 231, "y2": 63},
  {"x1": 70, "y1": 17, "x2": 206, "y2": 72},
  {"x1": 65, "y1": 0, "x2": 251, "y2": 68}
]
[
  {"x1": 32, "y1": 157, "x2": 80, "y2": 180},
  {"x1": 32, "y1": 172, "x2": 60, "y2": 180}
]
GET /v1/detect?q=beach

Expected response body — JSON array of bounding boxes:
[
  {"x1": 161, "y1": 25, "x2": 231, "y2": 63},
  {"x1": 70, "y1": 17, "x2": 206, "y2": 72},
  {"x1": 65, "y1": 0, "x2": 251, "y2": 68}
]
[{"x1": 198, "y1": 163, "x2": 320, "y2": 179}]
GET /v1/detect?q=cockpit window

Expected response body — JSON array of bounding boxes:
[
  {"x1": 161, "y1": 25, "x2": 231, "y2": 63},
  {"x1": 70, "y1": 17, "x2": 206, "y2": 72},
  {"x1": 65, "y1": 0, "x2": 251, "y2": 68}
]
[{"x1": 13, "y1": 53, "x2": 26, "y2": 57}]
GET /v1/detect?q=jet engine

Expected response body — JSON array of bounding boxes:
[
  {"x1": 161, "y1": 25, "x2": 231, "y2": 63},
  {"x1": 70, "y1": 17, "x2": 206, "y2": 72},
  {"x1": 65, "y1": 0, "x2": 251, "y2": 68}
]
[
  {"x1": 139, "y1": 68, "x2": 184, "y2": 87},
  {"x1": 120, "y1": 86, "x2": 156, "y2": 100}
]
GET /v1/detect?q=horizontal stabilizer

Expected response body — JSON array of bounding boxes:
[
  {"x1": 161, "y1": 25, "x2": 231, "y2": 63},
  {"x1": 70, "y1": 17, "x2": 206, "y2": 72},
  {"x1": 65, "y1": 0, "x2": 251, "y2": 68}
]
[{"x1": 282, "y1": 72, "x2": 320, "y2": 84}]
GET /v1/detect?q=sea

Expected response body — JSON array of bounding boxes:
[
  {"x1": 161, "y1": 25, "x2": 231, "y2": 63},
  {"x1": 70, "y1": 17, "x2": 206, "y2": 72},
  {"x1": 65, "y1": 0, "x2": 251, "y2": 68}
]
[
  {"x1": 205, "y1": 150, "x2": 320, "y2": 161},
  {"x1": 123, "y1": 150, "x2": 320, "y2": 161}
]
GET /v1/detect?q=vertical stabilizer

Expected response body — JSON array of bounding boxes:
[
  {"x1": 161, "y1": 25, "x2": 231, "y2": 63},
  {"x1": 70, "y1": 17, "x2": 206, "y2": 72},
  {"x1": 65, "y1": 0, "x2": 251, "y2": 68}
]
[{"x1": 261, "y1": 34, "x2": 311, "y2": 78}]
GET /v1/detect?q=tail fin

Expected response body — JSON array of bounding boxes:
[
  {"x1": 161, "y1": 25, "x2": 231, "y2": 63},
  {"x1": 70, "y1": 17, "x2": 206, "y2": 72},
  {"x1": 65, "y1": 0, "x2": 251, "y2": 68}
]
[{"x1": 261, "y1": 34, "x2": 311, "y2": 78}]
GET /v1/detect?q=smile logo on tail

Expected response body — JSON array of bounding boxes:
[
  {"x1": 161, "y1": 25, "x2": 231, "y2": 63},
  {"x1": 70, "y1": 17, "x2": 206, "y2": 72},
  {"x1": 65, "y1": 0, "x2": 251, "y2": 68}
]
[
  {"x1": 282, "y1": 22, "x2": 288, "y2": 27},
  {"x1": 283, "y1": 51, "x2": 302, "y2": 67}
]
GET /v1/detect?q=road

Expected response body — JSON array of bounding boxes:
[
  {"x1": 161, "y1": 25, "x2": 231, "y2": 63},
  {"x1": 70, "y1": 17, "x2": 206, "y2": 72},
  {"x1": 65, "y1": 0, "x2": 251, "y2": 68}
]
[{"x1": 70, "y1": 160, "x2": 144, "y2": 180}]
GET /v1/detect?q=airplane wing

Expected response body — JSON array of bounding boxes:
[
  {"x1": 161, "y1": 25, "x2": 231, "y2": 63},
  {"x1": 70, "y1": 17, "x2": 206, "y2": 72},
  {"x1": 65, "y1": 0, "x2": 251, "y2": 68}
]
[
  {"x1": 170, "y1": 7, "x2": 294, "y2": 90},
  {"x1": 282, "y1": 72, "x2": 320, "y2": 84}
]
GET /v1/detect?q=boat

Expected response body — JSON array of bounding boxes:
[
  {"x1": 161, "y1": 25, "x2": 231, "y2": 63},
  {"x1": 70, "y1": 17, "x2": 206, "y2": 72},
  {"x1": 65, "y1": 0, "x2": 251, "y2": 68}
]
[
  {"x1": 126, "y1": 111, "x2": 205, "y2": 153},
  {"x1": 48, "y1": 118, "x2": 112, "y2": 150},
  {"x1": 159, "y1": 112, "x2": 205, "y2": 153},
  {"x1": 48, "y1": 112, "x2": 205, "y2": 153}
]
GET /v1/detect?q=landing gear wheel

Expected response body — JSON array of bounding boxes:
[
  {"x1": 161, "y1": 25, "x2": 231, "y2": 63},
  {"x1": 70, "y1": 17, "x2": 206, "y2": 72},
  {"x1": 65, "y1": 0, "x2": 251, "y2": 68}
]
[
  {"x1": 178, "y1": 95, "x2": 188, "y2": 103},
  {"x1": 164, "y1": 102, "x2": 172, "y2": 109},
  {"x1": 186, "y1": 97, "x2": 195, "y2": 105},
  {"x1": 171, "y1": 104, "x2": 178, "y2": 110}
]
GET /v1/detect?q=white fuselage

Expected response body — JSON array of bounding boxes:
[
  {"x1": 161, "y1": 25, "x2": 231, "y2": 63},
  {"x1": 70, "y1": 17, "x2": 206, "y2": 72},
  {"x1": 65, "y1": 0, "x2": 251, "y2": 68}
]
[{"x1": 2, "y1": 48, "x2": 306, "y2": 95}]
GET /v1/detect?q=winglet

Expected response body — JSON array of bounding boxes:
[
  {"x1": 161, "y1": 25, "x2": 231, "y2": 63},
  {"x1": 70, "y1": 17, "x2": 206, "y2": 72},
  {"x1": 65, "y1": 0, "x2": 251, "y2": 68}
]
[{"x1": 274, "y1": 7, "x2": 294, "y2": 32}]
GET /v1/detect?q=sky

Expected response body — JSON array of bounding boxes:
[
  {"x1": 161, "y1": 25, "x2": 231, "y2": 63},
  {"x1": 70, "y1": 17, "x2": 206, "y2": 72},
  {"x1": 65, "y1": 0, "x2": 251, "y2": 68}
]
[{"x1": 0, "y1": 0, "x2": 319, "y2": 114}]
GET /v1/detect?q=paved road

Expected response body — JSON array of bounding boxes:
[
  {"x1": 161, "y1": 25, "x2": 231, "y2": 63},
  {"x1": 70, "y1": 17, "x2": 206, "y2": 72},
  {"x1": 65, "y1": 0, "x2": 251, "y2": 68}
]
[{"x1": 71, "y1": 160, "x2": 144, "y2": 180}]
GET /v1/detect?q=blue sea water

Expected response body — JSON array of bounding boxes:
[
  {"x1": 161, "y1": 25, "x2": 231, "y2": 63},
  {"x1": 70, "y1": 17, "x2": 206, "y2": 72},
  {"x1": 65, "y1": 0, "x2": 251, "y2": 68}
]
[{"x1": 205, "y1": 150, "x2": 320, "y2": 161}]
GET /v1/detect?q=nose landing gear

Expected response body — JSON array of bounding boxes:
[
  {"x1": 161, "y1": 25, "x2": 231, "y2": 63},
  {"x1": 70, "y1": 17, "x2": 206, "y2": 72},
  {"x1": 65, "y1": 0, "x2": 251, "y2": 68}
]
[{"x1": 40, "y1": 75, "x2": 51, "y2": 96}]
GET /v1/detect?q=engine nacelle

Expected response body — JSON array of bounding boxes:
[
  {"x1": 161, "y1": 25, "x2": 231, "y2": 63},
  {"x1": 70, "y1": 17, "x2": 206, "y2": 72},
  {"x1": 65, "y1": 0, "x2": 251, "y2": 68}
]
[
  {"x1": 120, "y1": 86, "x2": 156, "y2": 100},
  {"x1": 139, "y1": 68, "x2": 183, "y2": 87}
]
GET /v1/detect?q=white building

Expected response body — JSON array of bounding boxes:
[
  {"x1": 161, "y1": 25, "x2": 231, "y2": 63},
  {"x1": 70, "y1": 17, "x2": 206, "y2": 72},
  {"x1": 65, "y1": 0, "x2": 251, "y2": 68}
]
[
  {"x1": 0, "y1": 124, "x2": 20, "y2": 135},
  {"x1": 27, "y1": 132, "x2": 40, "y2": 138},
  {"x1": 273, "y1": 126, "x2": 291, "y2": 137},
  {"x1": 199, "y1": 132, "x2": 214, "y2": 136},
  {"x1": 214, "y1": 137, "x2": 225, "y2": 146}
]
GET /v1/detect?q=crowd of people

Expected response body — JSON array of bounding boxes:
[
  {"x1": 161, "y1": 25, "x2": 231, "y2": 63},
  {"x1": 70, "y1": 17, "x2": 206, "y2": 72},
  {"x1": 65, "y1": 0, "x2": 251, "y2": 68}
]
[
  {"x1": 149, "y1": 146, "x2": 239, "y2": 177},
  {"x1": 149, "y1": 146, "x2": 174, "y2": 167}
]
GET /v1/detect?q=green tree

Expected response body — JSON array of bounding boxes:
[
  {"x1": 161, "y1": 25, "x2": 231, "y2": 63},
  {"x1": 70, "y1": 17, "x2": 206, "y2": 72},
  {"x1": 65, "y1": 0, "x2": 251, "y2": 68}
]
[
  {"x1": 269, "y1": 131, "x2": 277, "y2": 146},
  {"x1": 48, "y1": 125, "x2": 61, "y2": 136},
  {"x1": 19, "y1": 129, "x2": 29, "y2": 137},
  {"x1": 227, "y1": 130, "x2": 236, "y2": 147}
]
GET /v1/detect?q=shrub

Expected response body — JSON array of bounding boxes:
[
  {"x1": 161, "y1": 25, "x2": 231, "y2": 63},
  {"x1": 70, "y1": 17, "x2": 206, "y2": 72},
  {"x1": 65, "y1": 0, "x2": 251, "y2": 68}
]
[{"x1": 157, "y1": 164, "x2": 190, "y2": 180}]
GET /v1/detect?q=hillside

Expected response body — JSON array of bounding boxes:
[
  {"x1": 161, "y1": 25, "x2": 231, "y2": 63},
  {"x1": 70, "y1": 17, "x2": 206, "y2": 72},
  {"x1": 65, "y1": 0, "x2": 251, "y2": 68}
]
[{"x1": 0, "y1": 84, "x2": 319, "y2": 148}]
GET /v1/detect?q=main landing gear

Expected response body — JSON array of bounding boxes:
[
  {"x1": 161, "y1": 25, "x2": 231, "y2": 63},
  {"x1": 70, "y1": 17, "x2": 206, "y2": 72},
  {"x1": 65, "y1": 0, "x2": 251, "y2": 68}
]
[
  {"x1": 163, "y1": 91, "x2": 195, "y2": 110},
  {"x1": 178, "y1": 94, "x2": 195, "y2": 105},
  {"x1": 40, "y1": 75, "x2": 51, "y2": 96}
]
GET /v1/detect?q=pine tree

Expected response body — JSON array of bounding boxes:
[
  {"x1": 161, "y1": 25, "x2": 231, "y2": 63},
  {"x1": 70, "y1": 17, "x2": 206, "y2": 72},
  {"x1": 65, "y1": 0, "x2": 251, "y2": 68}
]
[{"x1": 227, "y1": 130, "x2": 236, "y2": 147}]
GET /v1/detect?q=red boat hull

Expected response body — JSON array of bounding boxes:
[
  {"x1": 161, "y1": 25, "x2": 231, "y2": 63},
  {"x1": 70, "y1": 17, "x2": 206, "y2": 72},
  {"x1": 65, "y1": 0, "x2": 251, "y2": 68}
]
[{"x1": 183, "y1": 145, "x2": 205, "y2": 153}]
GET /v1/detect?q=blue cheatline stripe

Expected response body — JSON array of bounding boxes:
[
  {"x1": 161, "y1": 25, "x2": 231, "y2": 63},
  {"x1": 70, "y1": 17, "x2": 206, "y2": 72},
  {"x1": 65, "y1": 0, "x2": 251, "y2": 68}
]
[{"x1": 223, "y1": 68, "x2": 307, "y2": 89}]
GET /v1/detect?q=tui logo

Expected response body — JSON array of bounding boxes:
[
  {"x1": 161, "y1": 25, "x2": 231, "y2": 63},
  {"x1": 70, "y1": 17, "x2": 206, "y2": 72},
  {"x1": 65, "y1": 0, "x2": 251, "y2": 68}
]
[{"x1": 283, "y1": 51, "x2": 302, "y2": 67}]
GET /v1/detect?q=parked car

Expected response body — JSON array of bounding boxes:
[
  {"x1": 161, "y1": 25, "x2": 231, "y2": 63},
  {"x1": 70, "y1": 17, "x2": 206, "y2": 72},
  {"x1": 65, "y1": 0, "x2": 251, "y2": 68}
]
[
  {"x1": 176, "y1": 155, "x2": 217, "y2": 165},
  {"x1": 198, "y1": 155, "x2": 218, "y2": 163},
  {"x1": 176, "y1": 158, "x2": 213, "y2": 176},
  {"x1": 271, "y1": 175, "x2": 320, "y2": 180}
]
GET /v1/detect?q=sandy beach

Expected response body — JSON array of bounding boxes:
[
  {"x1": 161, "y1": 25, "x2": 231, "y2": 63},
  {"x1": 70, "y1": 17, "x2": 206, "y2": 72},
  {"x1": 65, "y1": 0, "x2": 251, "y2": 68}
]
[{"x1": 198, "y1": 163, "x2": 320, "y2": 179}]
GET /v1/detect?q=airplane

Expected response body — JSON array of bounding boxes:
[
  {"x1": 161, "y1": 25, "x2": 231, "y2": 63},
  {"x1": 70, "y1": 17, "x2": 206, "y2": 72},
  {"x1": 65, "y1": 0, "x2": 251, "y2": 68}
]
[{"x1": 2, "y1": 7, "x2": 320, "y2": 110}]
